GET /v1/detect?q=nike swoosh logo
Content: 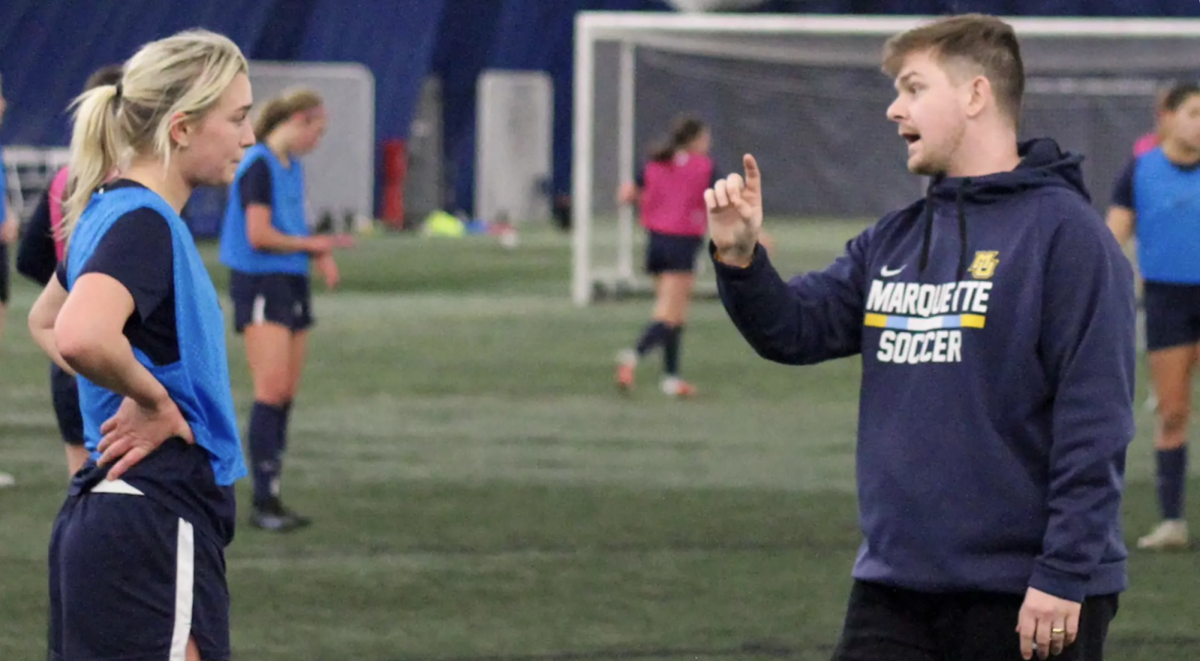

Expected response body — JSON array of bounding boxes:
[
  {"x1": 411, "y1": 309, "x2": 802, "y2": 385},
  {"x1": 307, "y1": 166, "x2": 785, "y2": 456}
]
[{"x1": 880, "y1": 265, "x2": 905, "y2": 277}]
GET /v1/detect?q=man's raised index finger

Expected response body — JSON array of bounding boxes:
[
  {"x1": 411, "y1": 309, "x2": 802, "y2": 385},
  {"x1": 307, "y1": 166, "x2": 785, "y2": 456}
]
[{"x1": 742, "y1": 154, "x2": 760, "y2": 188}]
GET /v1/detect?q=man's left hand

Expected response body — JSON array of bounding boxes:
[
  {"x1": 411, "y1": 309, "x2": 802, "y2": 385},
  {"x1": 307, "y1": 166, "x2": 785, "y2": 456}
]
[{"x1": 1016, "y1": 587, "x2": 1080, "y2": 659}]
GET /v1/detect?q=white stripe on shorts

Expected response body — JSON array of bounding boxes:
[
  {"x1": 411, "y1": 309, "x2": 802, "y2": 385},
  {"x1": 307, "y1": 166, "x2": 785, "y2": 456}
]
[
  {"x1": 168, "y1": 519, "x2": 195, "y2": 661},
  {"x1": 88, "y1": 479, "x2": 145, "y2": 496},
  {"x1": 251, "y1": 294, "x2": 267, "y2": 326}
]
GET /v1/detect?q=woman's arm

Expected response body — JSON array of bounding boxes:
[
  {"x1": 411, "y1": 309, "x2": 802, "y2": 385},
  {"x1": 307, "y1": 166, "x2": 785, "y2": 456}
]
[
  {"x1": 28, "y1": 274, "x2": 75, "y2": 374},
  {"x1": 55, "y1": 273, "x2": 171, "y2": 408},
  {"x1": 246, "y1": 204, "x2": 341, "y2": 255}
]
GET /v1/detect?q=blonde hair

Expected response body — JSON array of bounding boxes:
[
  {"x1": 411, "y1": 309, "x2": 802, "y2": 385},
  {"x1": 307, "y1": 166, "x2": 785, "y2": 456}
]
[
  {"x1": 254, "y1": 88, "x2": 324, "y2": 142},
  {"x1": 63, "y1": 29, "x2": 249, "y2": 238}
]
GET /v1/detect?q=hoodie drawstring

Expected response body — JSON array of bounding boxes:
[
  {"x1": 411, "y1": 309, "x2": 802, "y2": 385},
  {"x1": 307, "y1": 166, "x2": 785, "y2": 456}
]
[
  {"x1": 956, "y1": 178, "x2": 971, "y2": 281},
  {"x1": 918, "y1": 185, "x2": 935, "y2": 274},
  {"x1": 918, "y1": 178, "x2": 971, "y2": 279}
]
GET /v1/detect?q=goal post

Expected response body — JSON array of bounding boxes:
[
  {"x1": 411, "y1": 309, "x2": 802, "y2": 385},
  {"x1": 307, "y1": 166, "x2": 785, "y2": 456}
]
[{"x1": 572, "y1": 12, "x2": 1200, "y2": 306}]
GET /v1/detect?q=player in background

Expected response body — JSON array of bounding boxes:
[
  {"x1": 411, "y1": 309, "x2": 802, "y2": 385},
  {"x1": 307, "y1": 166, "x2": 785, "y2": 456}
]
[
  {"x1": 26, "y1": 29, "x2": 253, "y2": 661},
  {"x1": 707, "y1": 15, "x2": 1132, "y2": 660},
  {"x1": 614, "y1": 116, "x2": 713, "y2": 398},
  {"x1": 1106, "y1": 81, "x2": 1200, "y2": 552},
  {"x1": 0, "y1": 73, "x2": 15, "y2": 487},
  {"x1": 1133, "y1": 87, "x2": 1172, "y2": 157},
  {"x1": 17, "y1": 64, "x2": 123, "y2": 477},
  {"x1": 0, "y1": 72, "x2": 17, "y2": 343},
  {"x1": 1130, "y1": 86, "x2": 1172, "y2": 415},
  {"x1": 220, "y1": 88, "x2": 351, "y2": 532}
]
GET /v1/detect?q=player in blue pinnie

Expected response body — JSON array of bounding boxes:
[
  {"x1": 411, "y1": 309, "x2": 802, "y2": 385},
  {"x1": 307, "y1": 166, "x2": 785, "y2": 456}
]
[
  {"x1": 220, "y1": 88, "x2": 352, "y2": 532},
  {"x1": 28, "y1": 29, "x2": 254, "y2": 661},
  {"x1": 1106, "y1": 80, "x2": 1200, "y2": 552}
]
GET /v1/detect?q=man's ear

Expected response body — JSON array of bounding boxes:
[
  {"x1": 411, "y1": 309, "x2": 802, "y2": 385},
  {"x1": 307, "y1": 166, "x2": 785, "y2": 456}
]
[{"x1": 965, "y1": 75, "x2": 991, "y2": 119}]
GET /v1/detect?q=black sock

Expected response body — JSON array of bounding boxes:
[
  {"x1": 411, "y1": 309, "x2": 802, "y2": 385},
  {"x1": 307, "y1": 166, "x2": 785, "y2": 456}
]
[
  {"x1": 249, "y1": 401, "x2": 287, "y2": 509},
  {"x1": 635, "y1": 321, "x2": 670, "y2": 357},
  {"x1": 279, "y1": 400, "x2": 293, "y2": 454},
  {"x1": 663, "y1": 325, "x2": 684, "y2": 376},
  {"x1": 1157, "y1": 446, "x2": 1188, "y2": 520}
]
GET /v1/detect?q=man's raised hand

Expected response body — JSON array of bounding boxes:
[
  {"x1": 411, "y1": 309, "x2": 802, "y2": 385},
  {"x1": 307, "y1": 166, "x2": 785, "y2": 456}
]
[{"x1": 705, "y1": 154, "x2": 763, "y2": 267}]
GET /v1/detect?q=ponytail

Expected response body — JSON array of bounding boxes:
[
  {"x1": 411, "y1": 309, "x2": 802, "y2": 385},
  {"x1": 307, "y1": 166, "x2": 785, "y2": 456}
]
[
  {"x1": 62, "y1": 84, "x2": 123, "y2": 241},
  {"x1": 648, "y1": 140, "x2": 676, "y2": 163},
  {"x1": 59, "y1": 29, "x2": 249, "y2": 246},
  {"x1": 648, "y1": 115, "x2": 707, "y2": 163}
]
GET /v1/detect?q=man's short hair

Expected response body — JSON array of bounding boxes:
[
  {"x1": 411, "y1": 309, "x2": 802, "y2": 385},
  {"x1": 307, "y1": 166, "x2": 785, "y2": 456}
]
[{"x1": 882, "y1": 14, "x2": 1025, "y2": 126}]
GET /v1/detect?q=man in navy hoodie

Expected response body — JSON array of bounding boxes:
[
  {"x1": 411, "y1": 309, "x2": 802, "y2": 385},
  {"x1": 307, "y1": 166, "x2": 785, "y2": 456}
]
[{"x1": 705, "y1": 15, "x2": 1134, "y2": 661}]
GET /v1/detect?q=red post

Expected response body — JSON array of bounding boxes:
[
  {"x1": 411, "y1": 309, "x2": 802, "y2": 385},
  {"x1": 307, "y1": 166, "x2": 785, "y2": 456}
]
[{"x1": 381, "y1": 139, "x2": 407, "y2": 229}]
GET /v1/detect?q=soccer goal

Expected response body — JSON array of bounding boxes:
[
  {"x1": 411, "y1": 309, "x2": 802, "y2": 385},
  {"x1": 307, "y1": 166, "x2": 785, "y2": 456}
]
[
  {"x1": 2, "y1": 146, "x2": 70, "y2": 225},
  {"x1": 572, "y1": 12, "x2": 1200, "y2": 306}
]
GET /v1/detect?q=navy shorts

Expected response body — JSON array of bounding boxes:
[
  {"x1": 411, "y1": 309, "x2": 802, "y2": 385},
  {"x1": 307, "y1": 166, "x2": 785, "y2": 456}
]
[
  {"x1": 229, "y1": 270, "x2": 313, "y2": 333},
  {"x1": 48, "y1": 476, "x2": 231, "y2": 661},
  {"x1": 646, "y1": 232, "x2": 704, "y2": 274},
  {"x1": 50, "y1": 363, "x2": 84, "y2": 446},
  {"x1": 1143, "y1": 281, "x2": 1200, "y2": 351}
]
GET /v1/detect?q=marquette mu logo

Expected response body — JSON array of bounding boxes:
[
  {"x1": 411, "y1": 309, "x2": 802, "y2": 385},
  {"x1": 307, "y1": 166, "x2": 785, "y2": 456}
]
[
  {"x1": 864, "y1": 271, "x2": 994, "y2": 365},
  {"x1": 967, "y1": 251, "x2": 1000, "y2": 280}
]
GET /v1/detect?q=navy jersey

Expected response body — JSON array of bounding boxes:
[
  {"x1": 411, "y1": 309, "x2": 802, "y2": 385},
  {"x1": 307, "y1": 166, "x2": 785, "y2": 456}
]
[
  {"x1": 56, "y1": 182, "x2": 179, "y2": 364},
  {"x1": 220, "y1": 143, "x2": 309, "y2": 275},
  {"x1": 64, "y1": 181, "x2": 246, "y2": 543},
  {"x1": 18, "y1": 187, "x2": 59, "y2": 285},
  {"x1": 1111, "y1": 148, "x2": 1200, "y2": 284}
]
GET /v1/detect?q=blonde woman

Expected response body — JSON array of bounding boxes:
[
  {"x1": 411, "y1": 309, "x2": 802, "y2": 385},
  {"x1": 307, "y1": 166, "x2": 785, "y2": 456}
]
[
  {"x1": 220, "y1": 88, "x2": 349, "y2": 532},
  {"x1": 28, "y1": 29, "x2": 253, "y2": 661}
]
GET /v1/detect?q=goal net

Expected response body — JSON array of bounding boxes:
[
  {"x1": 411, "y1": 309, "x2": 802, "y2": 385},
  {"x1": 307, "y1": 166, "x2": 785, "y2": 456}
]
[
  {"x1": 572, "y1": 13, "x2": 1200, "y2": 306},
  {"x1": 2, "y1": 146, "x2": 70, "y2": 226}
]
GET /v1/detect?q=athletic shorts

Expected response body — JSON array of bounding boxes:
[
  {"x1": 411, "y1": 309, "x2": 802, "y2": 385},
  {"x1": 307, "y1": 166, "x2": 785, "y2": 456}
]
[
  {"x1": 1143, "y1": 281, "x2": 1200, "y2": 352},
  {"x1": 48, "y1": 476, "x2": 231, "y2": 661},
  {"x1": 229, "y1": 270, "x2": 313, "y2": 334},
  {"x1": 646, "y1": 231, "x2": 704, "y2": 274},
  {"x1": 50, "y1": 363, "x2": 84, "y2": 446}
]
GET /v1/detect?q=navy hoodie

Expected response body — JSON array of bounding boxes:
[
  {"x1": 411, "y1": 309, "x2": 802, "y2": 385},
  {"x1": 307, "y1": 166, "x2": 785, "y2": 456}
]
[{"x1": 714, "y1": 139, "x2": 1135, "y2": 602}]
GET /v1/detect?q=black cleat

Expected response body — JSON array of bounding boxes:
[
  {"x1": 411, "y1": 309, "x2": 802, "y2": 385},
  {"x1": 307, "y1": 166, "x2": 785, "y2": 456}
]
[{"x1": 250, "y1": 498, "x2": 311, "y2": 532}]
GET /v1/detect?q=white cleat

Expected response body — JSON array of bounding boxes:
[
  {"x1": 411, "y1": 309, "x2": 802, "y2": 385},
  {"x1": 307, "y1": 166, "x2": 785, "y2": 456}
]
[
  {"x1": 660, "y1": 376, "x2": 696, "y2": 398},
  {"x1": 616, "y1": 349, "x2": 638, "y2": 367},
  {"x1": 1137, "y1": 520, "x2": 1189, "y2": 551},
  {"x1": 0, "y1": 472, "x2": 14, "y2": 488},
  {"x1": 615, "y1": 350, "x2": 638, "y2": 391}
]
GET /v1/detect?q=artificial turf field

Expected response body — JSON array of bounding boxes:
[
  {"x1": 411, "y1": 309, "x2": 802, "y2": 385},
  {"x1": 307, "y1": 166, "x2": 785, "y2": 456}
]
[{"x1": 1, "y1": 219, "x2": 1196, "y2": 660}]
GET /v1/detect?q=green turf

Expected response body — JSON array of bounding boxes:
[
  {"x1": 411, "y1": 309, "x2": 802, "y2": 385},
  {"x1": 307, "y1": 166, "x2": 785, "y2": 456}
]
[{"x1": 0, "y1": 220, "x2": 1196, "y2": 661}]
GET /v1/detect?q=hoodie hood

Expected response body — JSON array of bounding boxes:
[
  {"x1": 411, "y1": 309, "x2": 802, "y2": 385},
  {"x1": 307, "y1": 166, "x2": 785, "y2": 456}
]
[
  {"x1": 928, "y1": 137, "x2": 1090, "y2": 203},
  {"x1": 917, "y1": 138, "x2": 1090, "y2": 278}
]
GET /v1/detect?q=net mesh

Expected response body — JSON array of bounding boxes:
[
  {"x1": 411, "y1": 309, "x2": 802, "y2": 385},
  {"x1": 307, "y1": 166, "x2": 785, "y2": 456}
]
[{"x1": 581, "y1": 20, "x2": 1200, "y2": 301}]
